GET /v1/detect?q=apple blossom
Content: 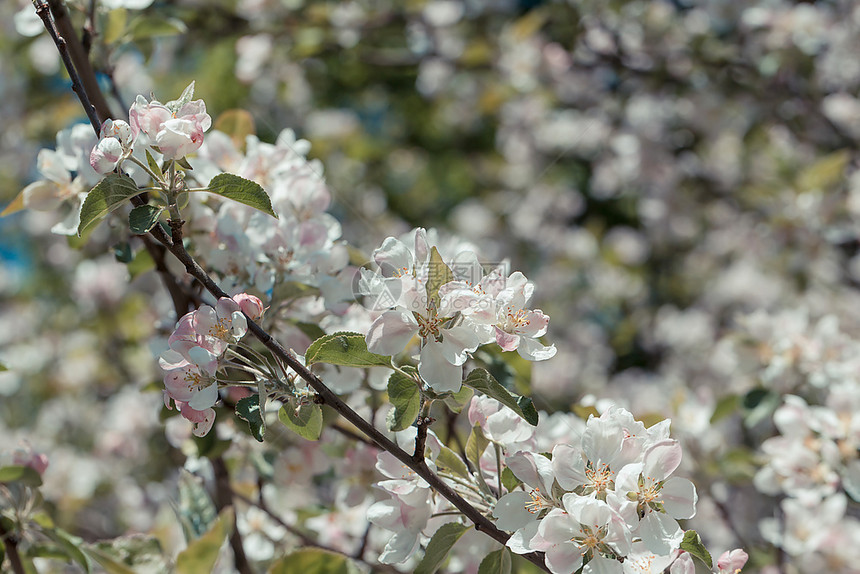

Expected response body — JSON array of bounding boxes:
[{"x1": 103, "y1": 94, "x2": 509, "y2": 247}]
[{"x1": 129, "y1": 83, "x2": 212, "y2": 160}]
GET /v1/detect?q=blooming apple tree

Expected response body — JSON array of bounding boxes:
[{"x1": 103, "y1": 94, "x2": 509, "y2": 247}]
[{"x1": 9, "y1": 0, "x2": 860, "y2": 573}]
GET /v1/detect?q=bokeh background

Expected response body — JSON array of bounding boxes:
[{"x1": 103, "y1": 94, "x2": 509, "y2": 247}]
[{"x1": 3, "y1": 0, "x2": 860, "y2": 572}]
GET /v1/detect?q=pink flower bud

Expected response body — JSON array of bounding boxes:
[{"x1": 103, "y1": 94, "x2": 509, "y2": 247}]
[
  {"x1": 13, "y1": 447, "x2": 49, "y2": 476},
  {"x1": 717, "y1": 549, "x2": 749, "y2": 574},
  {"x1": 233, "y1": 293, "x2": 265, "y2": 320}
]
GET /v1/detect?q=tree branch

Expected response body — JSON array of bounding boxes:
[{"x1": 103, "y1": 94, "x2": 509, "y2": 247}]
[{"x1": 0, "y1": 521, "x2": 26, "y2": 574}]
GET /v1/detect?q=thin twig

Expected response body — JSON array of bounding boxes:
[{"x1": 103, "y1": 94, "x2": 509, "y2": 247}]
[{"x1": 32, "y1": 0, "x2": 100, "y2": 133}]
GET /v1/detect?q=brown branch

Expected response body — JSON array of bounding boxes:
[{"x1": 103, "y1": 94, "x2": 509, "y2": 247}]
[
  {"x1": 211, "y1": 456, "x2": 253, "y2": 574},
  {"x1": 45, "y1": 0, "x2": 111, "y2": 123},
  {"x1": 0, "y1": 520, "x2": 26, "y2": 574}
]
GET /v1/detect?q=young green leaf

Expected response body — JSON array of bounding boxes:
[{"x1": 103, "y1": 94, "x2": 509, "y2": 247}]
[
  {"x1": 268, "y1": 548, "x2": 363, "y2": 574},
  {"x1": 78, "y1": 174, "x2": 141, "y2": 236},
  {"x1": 435, "y1": 446, "x2": 469, "y2": 478},
  {"x1": 679, "y1": 530, "x2": 712, "y2": 568},
  {"x1": 42, "y1": 529, "x2": 92, "y2": 574},
  {"x1": 176, "y1": 508, "x2": 234, "y2": 574},
  {"x1": 144, "y1": 149, "x2": 162, "y2": 177},
  {"x1": 466, "y1": 424, "x2": 490, "y2": 470},
  {"x1": 463, "y1": 368, "x2": 539, "y2": 426},
  {"x1": 128, "y1": 204, "x2": 163, "y2": 234},
  {"x1": 442, "y1": 384, "x2": 474, "y2": 413},
  {"x1": 124, "y1": 15, "x2": 188, "y2": 42},
  {"x1": 414, "y1": 523, "x2": 469, "y2": 574},
  {"x1": 279, "y1": 402, "x2": 323, "y2": 441},
  {"x1": 478, "y1": 548, "x2": 512, "y2": 574},
  {"x1": 387, "y1": 371, "x2": 421, "y2": 432},
  {"x1": 501, "y1": 467, "x2": 522, "y2": 492},
  {"x1": 304, "y1": 332, "x2": 392, "y2": 369},
  {"x1": 236, "y1": 394, "x2": 265, "y2": 442},
  {"x1": 0, "y1": 362, "x2": 7, "y2": 372},
  {"x1": 0, "y1": 465, "x2": 43, "y2": 487},
  {"x1": 425, "y1": 246, "x2": 454, "y2": 312},
  {"x1": 204, "y1": 173, "x2": 278, "y2": 218}
]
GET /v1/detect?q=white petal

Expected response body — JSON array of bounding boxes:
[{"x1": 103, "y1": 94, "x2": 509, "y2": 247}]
[
  {"x1": 418, "y1": 342, "x2": 462, "y2": 392},
  {"x1": 366, "y1": 311, "x2": 417, "y2": 356}
]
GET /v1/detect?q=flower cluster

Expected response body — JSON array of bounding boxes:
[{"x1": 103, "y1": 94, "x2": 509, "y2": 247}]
[
  {"x1": 90, "y1": 82, "x2": 212, "y2": 174},
  {"x1": 159, "y1": 293, "x2": 263, "y2": 436},
  {"x1": 189, "y1": 128, "x2": 350, "y2": 300},
  {"x1": 494, "y1": 407, "x2": 697, "y2": 574},
  {"x1": 360, "y1": 228, "x2": 555, "y2": 392}
]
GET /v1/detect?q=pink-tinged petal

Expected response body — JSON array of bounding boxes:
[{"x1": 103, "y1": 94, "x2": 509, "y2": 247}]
[
  {"x1": 716, "y1": 549, "x2": 749, "y2": 574},
  {"x1": 373, "y1": 237, "x2": 413, "y2": 277},
  {"x1": 366, "y1": 310, "x2": 417, "y2": 356},
  {"x1": 516, "y1": 309, "x2": 550, "y2": 338},
  {"x1": 496, "y1": 326, "x2": 520, "y2": 352},
  {"x1": 670, "y1": 553, "x2": 695, "y2": 574},
  {"x1": 232, "y1": 293, "x2": 264, "y2": 319},
  {"x1": 413, "y1": 228, "x2": 429, "y2": 266},
  {"x1": 642, "y1": 440, "x2": 683, "y2": 481},
  {"x1": 506, "y1": 521, "x2": 545, "y2": 554},
  {"x1": 438, "y1": 323, "x2": 481, "y2": 365},
  {"x1": 215, "y1": 296, "x2": 241, "y2": 317},
  {"x1": 90, "y1": 137, "x2": 124, "y2": 173},
  {"x1": 552, "y1": 444, "x2": 588, "y2": 490},
  {"x1": 507, "y1": 451, "x2": 554, "y2": 492},
  {"x1": 538, "y1": 509, "x2": 579, "y2": 545},
  {"x1": 187, "y1": 345, "x2": 219, "y2": 374},
  {"x1": 179, "y1": 404, "x2": 215, "y2": 437},
  {"x1": 493, "y1": 492, "x2": 536, "y2": 531},
  {"x1": 163, "y1": 368, "x2": 196, "y2": 402},
  {"x1": 639, "y1": 511, "x2": 683, "y2": 555},
  {"x1": 188, "y1": 382, "x2": 219, "y2": 411},
  {"x1": 545, "y1": 542, "x2": 584, "y2": 574},
  {"x1": 468, "y1": 395, "x2": 502, "y2": 427},
  {"x1": 661, "y1": 477, "x2": 698, "y2": 519},
  {"x1": 516, "y1": 336, "x2": 557, "y2": 361},
  {"x1": 418, "y1": 342, "x2": 463, "y2": 392},
  {"x1": 159, "y1": 349, "x2": 190, "y2": 370}
]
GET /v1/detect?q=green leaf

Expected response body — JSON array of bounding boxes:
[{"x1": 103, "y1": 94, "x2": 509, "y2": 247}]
[
  {"x1": 176, "y1": 508, "x2": 234, "y2": 574},
  {"x1": 386, "y1": 371, "x2": 421, "y2": 432},
  {"x1": 124, "y1": 15, "x2": 188, "y2": 42},
  {"x1": 0, "y1": 465, "x2": 42, "y2": 487},
  {"x1": 78, "y1": 174, "x2": 141, "y2": 236},
  {"x1": 305, "y1": 332, "x2": 392, "y2": 369},
  {"x1": 442, "y1": 384, "x2": 473, "y2": 413},
  {"x1": 414, "y1": 523, "x2": 469, "y2": 574},
  {"x1": 43, "y1": 529, "x2": 91, "y2": 573},
  {"x1": 741, "y1": 388, "x2": 780, "y2": 428},
  {"x1": 435, "y1": 446, "x2": 469, "y2": 478},
  {"x1": 478, "y1": 548, "x2": 512, "y2": 574},
  {"x1": 279, "y1": 402, "x2": 323, "y2": 441},
  {"x1": 679, "y1": 530, "x2": 712, "y2": 568},
  {"x1": 425, "y1": 246, "x2": 454, "y2": 312},
  {"x1": 236, "y1": 394, "x2": 265, "y2": 442},
  {"x1": 113, "y1": 242, "x2": 133, "y2": 263},
  {"x1": 268, "y1": 548, "x2": 363, "y2": 574},
  {"x1": 145, "y1": 149, "x2": 162, "y2": 177},
  {"x1": 127, "y1": 247, "x2": 155, "y2": 280},
  {"x1": 128, "y1": 204, "x2": 163, "y2": 234},
  {"x1": 501, "y1": 467, "x2": 522, "y2": 492},
  {"x1": 176, "y1": 470, "x2": 217, "y2": 540},
  {"x1": 797, "y1": 149, "x2": 850, "y2": 192},
  {"x1": 466, "y1": 424, "x2": 490, "y2": 470},
  {"x1": 85, "y1": 535, "x2": 168, "y2": 574},
  {"x1": 204, "y1": 173, "x2": 278, "y2": 218},
  {"x1": 711, "y1": 394, "x2": 740, "y2": 424},
  {"x1": 463, "y1": 368, "x2": 539, "y2": 426},
  {"x1": 176, "y1": 157, "x2": 194, "y2": 171}
]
